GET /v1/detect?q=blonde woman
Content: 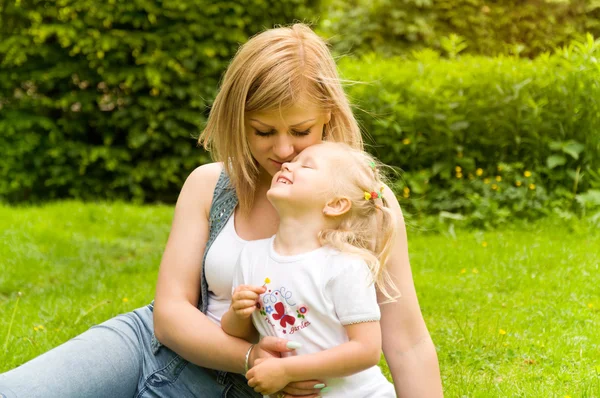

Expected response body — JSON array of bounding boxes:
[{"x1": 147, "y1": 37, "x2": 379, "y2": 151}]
[
  {"x1": 0, "y1": 24, "x2": 442, "y2": 398},
  {"x1": 223, "y1": 142, "x2": 400, "y2": 397}
]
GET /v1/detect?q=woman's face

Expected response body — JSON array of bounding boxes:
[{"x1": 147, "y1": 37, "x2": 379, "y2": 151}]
[{"x1": 245, "y1": 95, "x2": 331, "y2": 178}]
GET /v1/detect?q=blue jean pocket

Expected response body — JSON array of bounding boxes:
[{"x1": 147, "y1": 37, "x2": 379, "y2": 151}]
[{"x1": 145, "y1": 354, "x2": 188, "y2": 388}]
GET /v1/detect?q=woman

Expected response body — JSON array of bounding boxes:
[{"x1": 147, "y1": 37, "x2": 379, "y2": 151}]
[{"x1": 0, "y1": 24, "x2": 442, "y2": 398}]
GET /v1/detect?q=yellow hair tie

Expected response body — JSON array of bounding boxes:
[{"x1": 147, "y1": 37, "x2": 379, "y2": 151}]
[{"x1": 364, "y1": 192, "x2": 372, "y2": 200}]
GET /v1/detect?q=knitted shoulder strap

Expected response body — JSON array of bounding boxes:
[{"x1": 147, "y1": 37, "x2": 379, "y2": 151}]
[{"x1": 198, "y1": 167, "x2": 238, "y2": 312}]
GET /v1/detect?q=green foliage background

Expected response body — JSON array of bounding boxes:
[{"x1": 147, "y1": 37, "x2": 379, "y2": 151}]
[
  {"x1": 320, "y1": 0, "x2": 600, "y2": 58},
  {"x1": 0, "y1": 0, "x2": 317, "y2": 203},
  {"x1": 1, "y1": 0, "x2": 600, "y2": 225},
  {"x1": 340, "y1": 37, "x2": 600, "y2": 226}
]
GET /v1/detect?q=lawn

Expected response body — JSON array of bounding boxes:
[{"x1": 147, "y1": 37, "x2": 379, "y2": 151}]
[{"x1": 0, "y1": 202, "x2": 599, "y2": 397}]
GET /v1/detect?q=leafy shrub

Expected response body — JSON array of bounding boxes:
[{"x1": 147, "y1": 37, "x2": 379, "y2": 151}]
[
  {"x1": 340, "y1": 35, "x2": 600, "y2": 227},
  {"x1": 0, "y1": 0, "x2": 317, "y2": 203},
  {"x1": 320, "y1": 0, "x2": 600, "y2": 58}
]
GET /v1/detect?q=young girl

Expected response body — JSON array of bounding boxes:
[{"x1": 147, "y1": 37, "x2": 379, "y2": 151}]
[{"x1": 222, "y1": 142, "x2": 399, "y2": 397}]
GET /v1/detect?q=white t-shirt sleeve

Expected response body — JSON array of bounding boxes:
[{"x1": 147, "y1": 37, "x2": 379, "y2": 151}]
[{"x1": 325, "y1": 256, "x2": 381, "y2": 325}]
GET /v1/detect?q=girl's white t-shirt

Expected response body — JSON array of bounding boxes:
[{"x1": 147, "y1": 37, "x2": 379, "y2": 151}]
[{"x1": 233, "y1": 237, "x2": 396, "y2": 398}]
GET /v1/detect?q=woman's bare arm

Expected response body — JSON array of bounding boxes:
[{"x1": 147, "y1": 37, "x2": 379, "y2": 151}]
[
  {"x1": 379, "y1": 185, "x2": 444, "y2": 397},
  {"x1": 153, "y1": 162, "x2": 253, "y2": 373}
]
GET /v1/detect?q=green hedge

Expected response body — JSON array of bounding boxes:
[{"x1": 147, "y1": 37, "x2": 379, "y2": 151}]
[
  {"x1": 0, "y1": 0, "x2": 317, "y2": 203},
  {"x1": 340, "y1": 37, "x2": 600, "y2": 226},
  {"x1": 320, "y1": 0, "x2": 600, "y2": 58}
]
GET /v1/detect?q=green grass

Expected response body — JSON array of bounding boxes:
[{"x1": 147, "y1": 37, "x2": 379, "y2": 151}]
[{"x1": 1, "y1": 201, "x2": 599, "y2": 397}]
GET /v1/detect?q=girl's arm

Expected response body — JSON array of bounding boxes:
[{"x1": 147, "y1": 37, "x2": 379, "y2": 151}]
[
  {"x1": 221, "y1": 284, "x2": 264, "y2": 341},
  {"x1": 379, "y1": 185, "x2": 443, "y2": 397},
  {"x1": 246, "y1": 321, "x2": 381, "y2": 395}
]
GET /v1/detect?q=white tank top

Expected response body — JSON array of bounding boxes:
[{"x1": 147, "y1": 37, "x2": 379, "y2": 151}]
[{"x1": 205, "y1": 211, "x2": 248, "y2": 325}]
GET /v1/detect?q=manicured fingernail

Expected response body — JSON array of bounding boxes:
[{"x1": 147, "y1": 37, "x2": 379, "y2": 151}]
[
  {"x1": 320, "y1": 387, "x2": 332, "y2": 393},
  {"x1": 286, "y1": 341, "x2": 302, "y2": 349},
  {"x1": 313, "y1": 383, "x2": 326, "y2": 389}
]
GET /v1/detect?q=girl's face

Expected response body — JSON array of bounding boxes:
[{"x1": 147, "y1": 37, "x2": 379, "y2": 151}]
[
  {"x1": 267, "y1": 144, "x2": 335, "y2": 211},
  {"x1": 245, "y1": 94, "x2": 331, "y2": 179}
]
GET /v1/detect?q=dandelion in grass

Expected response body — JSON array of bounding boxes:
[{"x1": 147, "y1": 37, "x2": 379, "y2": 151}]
[
  {"x1": 524, "y1": 170, "x2": 532, "y2": 177},
  {"x1": 402, "y1": 138, "x2": 411, "y2": 145},
  {"x1": 529, "y1": 184, "x2": 536, "y2": 190},
  {"x1": 476, "y1": 168, "x2": 483, "y2": 176},
  {"x1": 482, "y1": 241, "x2": 488, "y2": 247},
  {"x1": 455, "y1": 166, "x2": 462, "y2": 173},
  {"x1": 403, "y1": 187, "x2": 410, "y2": 198},
  {"x1": 456, "y1": 172, "x2": 463, "y2": 179},
  {"x1": 515, "y1": 180, "x2": 522, "y2": 187},
  {"x1": 460, "y1": 268, "x2": 466, "y2": 274},
  {"x1": 484, "y1": 178, "x2": 490, "y2": 184},
  {"x1": 122, "y1": 297, "x2": 129, "y2": 303},
  {"x1": 499, "y1": 329, "x2": 507, "y2": 335},
  {"x1": 491, "y1": 184, "x2": 498, "y2": 190},
  {"x1": 588, "y1": 303, "x2": 593, "y2": 309},
  {"x1": 495, "y1": 176, "x2": 502, "y2": 182}
]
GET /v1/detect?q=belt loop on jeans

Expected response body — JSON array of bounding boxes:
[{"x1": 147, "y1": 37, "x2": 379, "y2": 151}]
[{"x1": 216, "y1": 370, "x2": 228, "y2": 385}]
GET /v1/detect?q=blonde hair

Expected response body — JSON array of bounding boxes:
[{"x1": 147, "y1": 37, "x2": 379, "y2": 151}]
[
  {"x1": 317, "y1": 142, "x2": 400, "y2": 302},
  {"x1": 198, "y1": 23, "x2": 362, "y2": 213}
]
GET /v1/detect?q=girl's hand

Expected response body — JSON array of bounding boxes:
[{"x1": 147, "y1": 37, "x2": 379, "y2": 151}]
[
  {"x1": 249, "y1": 337, "x2": 325, "y2": 397},
  {"x1": 230, "y1": 284, "x2": 265, "y2": 318},
  {"x1": 247, "y1": 357, "x2": 289, "y2": 395}
]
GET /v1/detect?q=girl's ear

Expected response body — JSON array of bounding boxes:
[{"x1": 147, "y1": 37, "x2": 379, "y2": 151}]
[{"x1": 323, "y1": 196, "x2": 352, "y2": 217}]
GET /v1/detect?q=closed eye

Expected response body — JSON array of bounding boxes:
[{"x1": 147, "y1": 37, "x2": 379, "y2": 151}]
[
  {"x1": 255, "y1": 129, "x2": 275, "y2": 137},
  {"x1": 292, "y1": 129, "x2": 311, "y2": 136}
]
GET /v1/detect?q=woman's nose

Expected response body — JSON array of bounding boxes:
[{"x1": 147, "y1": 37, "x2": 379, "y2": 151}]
[{"x1": 273, "y1": 136, "x2": 294, "y2": 159}]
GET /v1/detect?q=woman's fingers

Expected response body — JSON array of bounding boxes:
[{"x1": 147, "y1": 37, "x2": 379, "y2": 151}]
[
  {"x1": 282, "y1": 380, "x2": 326, "y2": 396},
  {"x1": 258, "y1": 336, "x2": 303, "y2": 353}
]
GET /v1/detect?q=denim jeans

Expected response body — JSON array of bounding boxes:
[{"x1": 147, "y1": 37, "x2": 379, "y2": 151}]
[{"x1": 0, "y1": 304, "x2": 259, "y2": 398}]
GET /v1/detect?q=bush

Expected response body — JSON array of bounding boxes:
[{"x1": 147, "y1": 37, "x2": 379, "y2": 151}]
[
  {"x1": 0, "y1": 0, "x2": 318, "y2": 203},
  {"x1": 320, "y1": 0, "x2": 600, "y2": 58},
  {"x1": 340, "y1": 36, "x2": 600, "y2": 227}
]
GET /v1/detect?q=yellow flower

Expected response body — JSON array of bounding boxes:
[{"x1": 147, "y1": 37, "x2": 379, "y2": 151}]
[
  {"x1": 484, "y1": 178, "x2": 490, "y2": 184},
  {"x1": 588, "y1": 303, "x2": 594, "y2": 309},
  {"x1": 460, "y1": 268, "x2": 466, "y2": 274},
  {"x1": 122, "y1": 297, "x2": 129, "y2": 303},
  {"x1": 150, "y1": 87, "x2": 159, "y2": 96},
  {"x1": 496, "y1": 176, "x2": 502, "y2": 182},
  {"x1": 529, "y1": 184, "x2": 536, "y2": 190},
  {"x1": 491, "y1": 184, "x2": 498, "y2": 190},
  {"x1": 38, "y1": 325, "x2": 44, "y2": 330},
  {"x1": 472, "y1": 268, "x2": 479, "y2": 274},
  {"x1": 265, "y1": 278, "x2": 271, "y2": 284},
  {"x1": 403, "y1": 192, "x2": 410, "y2": 198},
  {"x1": 524, "y1": 170, "x2": 532, "y2": 177},
  {"x1": 499, "y1": 329, "x2": 507, "y2": 335},
  {"x1": 482, "y1": 241, "x2": 488, "y2": 247},
  {"x1": 456, "y1": 172, "x2": 463, "y2": 179},
  {"x1": 402, "y1": 138, "x2": 411, "y2": 145},
  {"x1": 515, "y1": 180, "x2": 522, "y2": 187},
  {"x1": 403, "y1": 187, "x2": 410, "y2": 193},
  {"x1": 455, "y1": 166, "x2": 462, "y2": 173},
  {"x1": 476, "y1": 168, "x2": 483, "y2": 176},
  {"x1": 565, "y1": 395, "x2": 572, "y2": 398}
]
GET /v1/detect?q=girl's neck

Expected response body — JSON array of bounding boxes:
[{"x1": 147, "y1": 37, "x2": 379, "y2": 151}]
[{"x1": 273, "y1": 214, "x2": 324, "y2": 256}]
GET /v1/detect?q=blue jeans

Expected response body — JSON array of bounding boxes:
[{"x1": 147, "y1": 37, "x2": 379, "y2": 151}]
[{"x1": 0, "y1": 304, "x2": 259, "y2": 398}]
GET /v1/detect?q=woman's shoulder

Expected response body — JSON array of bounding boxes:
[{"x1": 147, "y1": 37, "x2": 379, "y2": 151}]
[{"x1": 177, "y1": 162, "x2": 224, "y2": 212}]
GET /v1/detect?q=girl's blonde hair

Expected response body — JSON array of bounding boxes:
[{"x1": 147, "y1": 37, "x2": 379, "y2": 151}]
[
  {"x1": 318, "y1": 142, "x2": 400, "y2": 302},
  {"x1": 199, "y1": 23, "x2": 362, "y2": 213}
]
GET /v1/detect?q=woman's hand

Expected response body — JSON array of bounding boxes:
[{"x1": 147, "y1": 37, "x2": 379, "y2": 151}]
[{"x1": 249, "y1": 337, "x2": 325, "y2": 397}]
